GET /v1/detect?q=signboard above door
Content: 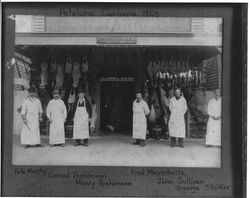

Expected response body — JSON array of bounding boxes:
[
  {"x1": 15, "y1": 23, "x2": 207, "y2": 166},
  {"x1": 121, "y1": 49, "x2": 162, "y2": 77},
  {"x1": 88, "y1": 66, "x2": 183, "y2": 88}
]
[
  {"x1": 99, "y1": 77, "x2": 134, "y2": 82},
  {"x1": 97, "y1": 36, "x2": 137, "y2": 44}
]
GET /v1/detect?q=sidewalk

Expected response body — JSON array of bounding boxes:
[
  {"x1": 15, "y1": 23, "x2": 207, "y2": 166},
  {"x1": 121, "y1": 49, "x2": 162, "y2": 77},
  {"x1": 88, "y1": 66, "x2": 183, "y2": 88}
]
[{"x1": 12, "y1": 135, "x2": 221, "y2": 167}]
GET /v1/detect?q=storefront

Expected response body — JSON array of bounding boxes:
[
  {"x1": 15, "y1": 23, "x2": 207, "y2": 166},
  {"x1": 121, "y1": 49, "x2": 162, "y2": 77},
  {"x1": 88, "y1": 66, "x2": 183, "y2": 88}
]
[{"x1": 14, "y1": 14, "x2": 222, "y2": 138}]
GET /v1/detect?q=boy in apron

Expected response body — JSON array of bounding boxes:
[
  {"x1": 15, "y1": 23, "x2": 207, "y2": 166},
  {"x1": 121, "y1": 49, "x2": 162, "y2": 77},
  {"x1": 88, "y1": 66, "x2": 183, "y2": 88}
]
[
  {"x1": 73, "y1": 90, "x2": 92, "y2": 146},
  {"x1": 132, "y1": 93, "x2": 150, "y2": 147}
]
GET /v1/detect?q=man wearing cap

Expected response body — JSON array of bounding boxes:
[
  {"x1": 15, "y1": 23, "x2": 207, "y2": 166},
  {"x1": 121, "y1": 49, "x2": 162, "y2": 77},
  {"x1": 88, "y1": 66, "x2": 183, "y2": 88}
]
[
  {"x1": 206, "y1": 89, "x2": 222, "y2": 147},
  {"x1": 73, "y1": 90, "x2": 92, "y2": 146},
  {"x1": 46, "y1": 89, "x2": 67, "y2": 147},
  {"x1": 169, "y1": 88, "x2": 187, "y2": 148},
  {"x1": 20, "y1": 87, "x2": 43, "y2": 148},
  {"x1": 132, "y1": 93, "x2": 150, "y2": 147}
]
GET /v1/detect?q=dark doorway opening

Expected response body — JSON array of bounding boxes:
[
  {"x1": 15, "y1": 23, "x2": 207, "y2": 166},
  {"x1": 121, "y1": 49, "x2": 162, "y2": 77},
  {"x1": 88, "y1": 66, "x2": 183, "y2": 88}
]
[{"x1": 100, "y1": 82, "x2": 135, "y2": 135}]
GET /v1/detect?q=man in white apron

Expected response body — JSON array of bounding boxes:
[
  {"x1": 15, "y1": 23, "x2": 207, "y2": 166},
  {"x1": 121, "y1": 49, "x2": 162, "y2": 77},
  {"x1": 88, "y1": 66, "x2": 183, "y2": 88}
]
[
  {"x1": 169, "y1": 88, "x2": 187, "y2": 148},
  {"x1": 132, "y1": 93, "x2": 150, "y2": 147},
  {"x1": 20, "y1": 87, "x2": 43, "y2": 148},
  {"x1": 73, "y1": 90, "x2": 92, "y2": 146},
  {"x1": 206, "y1": 89, "x2": 222, "y2": 147},
  {"x1": 46, "y1": 89, "x2": 67, "y2": 147}
]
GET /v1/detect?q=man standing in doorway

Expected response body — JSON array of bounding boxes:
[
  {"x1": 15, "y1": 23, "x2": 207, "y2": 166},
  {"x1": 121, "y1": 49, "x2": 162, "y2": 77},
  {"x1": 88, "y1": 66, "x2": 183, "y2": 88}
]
[
  {"x1": 205, "y1": 89, "x2": 222, "y2": 147},
  {"x1": 132, "y1": 93, "x2": 150, "y2": 147},
  {"x1": 20, "y1": 87, "x2": 44, "y2": 148},
  {"x1": 169, "y1": 88, "x2": 187, "y2": 148},
  {"x1": 46, "y1": 89, "x2": 67, "y2": 147},
  {"x1": 73, "y1": 90, "x2": 92, "y2": 146}
]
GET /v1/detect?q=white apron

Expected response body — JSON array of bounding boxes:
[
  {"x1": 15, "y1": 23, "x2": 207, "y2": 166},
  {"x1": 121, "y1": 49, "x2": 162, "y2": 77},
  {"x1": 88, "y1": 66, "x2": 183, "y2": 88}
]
[
  {"x1": 73, "y1": 100, "x2": 89, "y2": 139},
  {"x1": 20, "y1": 98, "x2": 42, "y2": 145},
  {"x1": 132, "y1": 100, "x2": 150, "y2": 140},
  {"x1": 206, "y1": 98, "x2": 221, "y2": 146},
  {"x1": 169, "y1": 97, "x2": 187, "y2": 138},
  {"x1": 46, "y1": 99, "x2": 67, "y2": 144}
]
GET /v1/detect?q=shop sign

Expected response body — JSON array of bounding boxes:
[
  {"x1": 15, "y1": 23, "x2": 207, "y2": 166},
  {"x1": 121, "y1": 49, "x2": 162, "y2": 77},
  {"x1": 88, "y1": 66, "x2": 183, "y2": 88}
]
[
  {"x1": 99, "y1": 77, "x2": 134, "y2": 82},
  {"x1": 16, "y1": 16, "x2": 192, "y2": 33},
  {"x1": 97, "y1": 36, "x2": 137, "y2": 44}
]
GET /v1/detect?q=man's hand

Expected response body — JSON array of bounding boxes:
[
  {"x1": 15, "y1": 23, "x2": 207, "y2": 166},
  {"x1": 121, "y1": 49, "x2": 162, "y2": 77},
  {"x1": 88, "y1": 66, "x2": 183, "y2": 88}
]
[
  {"x1": 23, "y1": 119, "x2": 27, "y2": 124},
  {"x1": 49, "y1": 118, "x2": 52, "y2": 123},
  {"x1": 211, "y1": 116, "x2": 220, "y2": 120},
  {"x1": 64, "y1": 118, "x2": 66, "y2": 123}
]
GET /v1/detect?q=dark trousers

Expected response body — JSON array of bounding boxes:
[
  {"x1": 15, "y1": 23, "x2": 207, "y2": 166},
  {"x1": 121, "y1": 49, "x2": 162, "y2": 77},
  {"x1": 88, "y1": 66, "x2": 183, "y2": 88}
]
[
  {"x1": 171, "y1": 137, "x2": 184, "y2": 146},
  {"x1": 76, "y1": 139, "x2": 88, "y2": 144}
]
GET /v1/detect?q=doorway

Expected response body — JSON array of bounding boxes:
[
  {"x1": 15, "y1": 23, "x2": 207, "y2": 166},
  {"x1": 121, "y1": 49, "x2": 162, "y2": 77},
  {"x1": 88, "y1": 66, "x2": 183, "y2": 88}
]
[{"x1": 100, "y1": 82, "x2": 135, "y2": 135}]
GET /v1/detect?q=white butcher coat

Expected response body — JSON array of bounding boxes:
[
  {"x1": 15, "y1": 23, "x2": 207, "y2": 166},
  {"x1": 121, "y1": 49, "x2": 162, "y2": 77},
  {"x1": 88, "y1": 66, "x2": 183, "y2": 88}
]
[
  {"x1": 46, "y1": 99, "x2": 67, "y2": 144},
  {"x1": 169, "y1": 96, "x2": 187, "y2": 138},
  {"x1": 132, "y1": 100, "x2": 150, "y2": 140},
  {"x1": 20, "y1": 97, "x2": 43, "y2": 145},
  {"x1": 206, "y1": 98, "x2": 221, "y2": 146}
]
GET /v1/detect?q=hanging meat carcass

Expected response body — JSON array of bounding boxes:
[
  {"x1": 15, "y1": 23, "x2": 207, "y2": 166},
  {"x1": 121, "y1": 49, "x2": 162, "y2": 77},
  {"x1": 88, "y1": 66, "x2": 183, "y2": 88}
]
[
  {"x1": 65, "y1": 55, "x2": 73, "y2": 74},
  {"x1": 142, "y1": 81, "x2": 149, "y2": 103},
  {"x1": 40, "y1": 59, "x2": 48, "y2": 88},
  {"x1": 50, "y1": 55, "x2": 57, "y2": 87},
  {"x1": 147, "y1": 61, "x2": 158, "y2": 89},
  {"x1": 160, "y1": 60, "x2": 166, "y2": 73},
  {"x1": 176, "y1": 59, "x2": 182, "y2": 74},
  {"x1": 81, "y1": 53, "x2": 89, "y2": 73},
  {"x1": 149, "y1": 91, "x2": 161, "y2": 123},
  {"x1": 80, "y1": 53, "x2": 90, "y2": 96},
  {"x1": 148, "y1": 103, "x2": 156, "y2": 123},
  {"x1": 67, "y1": 87, "x2": 76, "y2": 112},
  {"x1": 164, "y1": 59, "x2": 169, "y2": 73},
  {"x1": 184, "y1": 61, "x2": 190, "y2": 72},
  {"x1": 72, "y1": 57, "x2": 81, "y2": 88},
  {"x1": 90, "y1": 99, "x2": 97, "y2": 133},
  {"x1": 64, "y1": 55, "x2": 73, "y2": 94},
  {"x1": 55, "y1": 56, "x2": 64, "y2": 89},
  {"x1": 158, "y1": 85, "x2": 167, "y2": 116}
]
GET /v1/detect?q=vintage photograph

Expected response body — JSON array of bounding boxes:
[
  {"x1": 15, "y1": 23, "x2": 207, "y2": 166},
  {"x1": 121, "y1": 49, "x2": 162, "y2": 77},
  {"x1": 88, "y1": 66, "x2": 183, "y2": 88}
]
[{"x1": 12, "y1": 15, "x2": 223, "y2": 167}]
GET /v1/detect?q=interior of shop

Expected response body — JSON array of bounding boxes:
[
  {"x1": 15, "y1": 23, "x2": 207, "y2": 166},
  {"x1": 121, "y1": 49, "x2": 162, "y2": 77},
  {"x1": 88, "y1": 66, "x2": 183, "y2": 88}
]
[{"x1": 15, "y1": 45, "x2": 221, "y2": 138}]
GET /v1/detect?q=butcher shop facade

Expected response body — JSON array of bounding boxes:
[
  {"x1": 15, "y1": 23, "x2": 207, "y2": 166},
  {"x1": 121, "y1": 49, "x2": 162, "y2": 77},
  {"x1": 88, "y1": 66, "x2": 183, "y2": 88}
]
[{"x1": 13, "y1": 12, "x2": 222, "y2": 139}]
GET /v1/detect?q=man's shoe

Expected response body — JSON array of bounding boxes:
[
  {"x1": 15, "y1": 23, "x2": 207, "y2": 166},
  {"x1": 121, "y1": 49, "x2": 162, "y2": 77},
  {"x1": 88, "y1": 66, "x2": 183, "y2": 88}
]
[
  {"x1": 74, "y1": 140, "x2": 81, "y2": 146},
  {"x1": 133, "y1": 139, "x2": 140, "y2": 145},
  {"x1": 84, "y1": 139, "x2": 88, "y2": 147},
  {"x1": 36, "y1": 144, "x2": 45, "y2": 147},
  {"x1": 178, "y1": 143, "x2": 184, "y2": 148},
  {"x1": 178, "y1": 138, "x2": 184, "y2": 148},
  {"x1": 170, "y1": 137, "x2": 177, "y2": 147},
  {"x1": 140, "y1": 140, "x2": 146, "y2": 147}
]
